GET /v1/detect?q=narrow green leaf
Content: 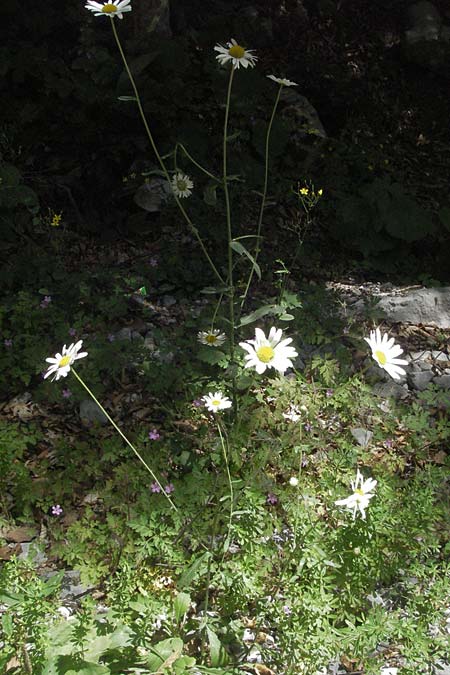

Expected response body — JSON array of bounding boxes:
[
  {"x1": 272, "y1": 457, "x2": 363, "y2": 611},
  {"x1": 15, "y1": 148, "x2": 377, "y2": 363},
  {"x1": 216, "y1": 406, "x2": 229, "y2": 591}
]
[
  {"x1": 174, "y1": 592, "x2": 191, "y2": 623},
  {"x1": 239, "y1": 304, "x2": 277, "y2": 327},
  {"x1": 203, "y1": 184, "x2": 218, "y2": 206},
  {"x1": 117, "y1": 95, "x2": 137, "y2": 101},
  {"x1": 206, "y1": 626, "x2": 228, "y2": 667},
  {"x1": 178, "y1": 552, "x2": 211, "y2": 589},
  {"x1": 230, "y1": 241, "x2": 261, "y2": 279}
]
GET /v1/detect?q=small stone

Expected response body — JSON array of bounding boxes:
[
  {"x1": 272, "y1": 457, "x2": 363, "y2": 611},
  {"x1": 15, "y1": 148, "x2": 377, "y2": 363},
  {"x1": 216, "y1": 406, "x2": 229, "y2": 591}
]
[
  {"x1": 115, "y1": 327, "x2": 132, "y2": 341},
  {"x1": 162, "y1": 295, "x2": 177, "y2": 307},
  {"x1": 143, "y1": 336, "x2": 156, "y2": 351},
  {"x1": 434, "y1": 661, "x2": 450, "y2": 675},
  {"x1": 432, "y1": 375, "x2": 450, "y2": 390},
  {"x1": 79, "y1": 399, "x2": 108, "y2": 426},
  {"x1": 57, "y1": 569, "x2": 95, "y2": 600},
  {"x1": 372, "y1": 382, "x2": 409, "y2": 400},
  {"x1": 2, "y1": 525, "x2": 38, "y2": 543},
  {"x1": 18, "y1": 543, "x2": 48, "y2": 566},
  {"x1": 408, "y1": 371, "x2": 434, "y2": 391},
  {"x1": 350, "y1": 428, "x2": 373, "y2": 447}
]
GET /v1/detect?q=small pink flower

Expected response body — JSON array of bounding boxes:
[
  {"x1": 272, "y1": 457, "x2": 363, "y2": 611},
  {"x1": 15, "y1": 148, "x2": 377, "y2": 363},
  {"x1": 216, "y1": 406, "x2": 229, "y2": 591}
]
[
  {"x1": 4, "y1": 339, "x2": 12, "y2": 347},
  {"x1": 164, "y1": 483, "x2": 175, "y2": 494},
  {"x1": 149, "y1": 429, "x2": 160, "y2": 441},
  {"x1": 266, "y1": 492, "x2": 278, "y2": 505},
  {"x1": 40, "y1": 295, "x2": 52, "y2": 308},
  {"x1": 62, "y1": 388, "x2": 72, "y2": 399},
  {"x1": 326, "y1": 388, "x2": 334, "y2": 397},
  {"x1": 150, "y1": 482, "x2": 161, "y2": 493},
  {"x1": 51, "y1": 504, "x2": 63, "y2": 516},
  {"x1": 192, "y1": 398, "x2": 203, "y2": 407},
  {"x1": 149, "y1": 256, "x2": 159, "y2": 267},
  {"x1": 68, "y1": 327, "x2": 76, "y2": 337}
]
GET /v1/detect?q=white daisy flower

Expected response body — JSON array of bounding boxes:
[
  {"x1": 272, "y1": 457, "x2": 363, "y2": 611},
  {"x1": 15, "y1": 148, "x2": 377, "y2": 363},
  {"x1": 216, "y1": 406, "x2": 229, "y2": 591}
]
[
  {"x1": 214, "y1": 38, "x2": 258, "y2": 70},
  {"x1": 335, "y1": 469, "x2": 377, "y2": 520},
  {"x1": 239, "y1": 327, "x2": 298, "y2": 375},
  {"x1": 85, "y1": 0, "x2": 132, "y2": 19},
  {"x1": 202, "y1": 391, "x2": 232, "y2": 413},
  {"x1": 44, "y1": 341, "x2": 88, "y2": 382},
  {"x1": 364, "y1": 328, "x2": 408, "y2": 380},
  {"x1": 171, "y1": 172, "x2": 193, "y2": 199},
  {"x1": 289, "y1": 476, "x2": 299, "y2": 487},
  {"x1": 282, "y1": 405, "x2": 301, "y2": 422},
  {"x1": 267, "y1": 75, "x2": 298, "y2": 87},
  {"x1": 198, "y1": 329, "x2": 227, "y2": 347}
]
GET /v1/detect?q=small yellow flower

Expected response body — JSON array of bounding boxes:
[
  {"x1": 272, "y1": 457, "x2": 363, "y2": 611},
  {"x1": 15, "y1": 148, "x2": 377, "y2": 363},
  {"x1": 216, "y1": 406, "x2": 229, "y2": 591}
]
[
  {"x1": 299, "y1": 187, "x2": 309, "y2": 196},
  {"x1": 318, "y1": 189, "x2": 323, "y2": 196},
  {"x1": 51, "y1": 213, "x2": 62, "y2": 227}
]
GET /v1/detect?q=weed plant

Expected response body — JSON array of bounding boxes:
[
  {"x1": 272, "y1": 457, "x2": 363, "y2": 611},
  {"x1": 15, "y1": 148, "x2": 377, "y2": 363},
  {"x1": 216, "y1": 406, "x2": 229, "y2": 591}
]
[{"x1": 1, "y1": 3, "x2": 449, "y2": 675}]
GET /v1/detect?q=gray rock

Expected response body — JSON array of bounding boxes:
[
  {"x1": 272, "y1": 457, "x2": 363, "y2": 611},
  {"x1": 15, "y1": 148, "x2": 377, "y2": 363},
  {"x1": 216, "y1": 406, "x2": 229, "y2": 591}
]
[
  {"x1": 434, "y1": 661, "x2": 450, "y2": 675},
  {"x1": 408, "y1": 370, "x2": 434, "y2": 390},
  {"x1": 350, "y1": 427, "x2": 373, "y2": 447},
  {"x1": 54, "y1": 570, "x2": 95, "y2": 600},
  {"x1": 79, "y1": 399, "x2": 108, "y2": 426},
  {"x1": 19, "y1": 542, "x2": 48, "y2": 566},
  {"x1": 376, "y1": 287, "x2": 450, "y2": 328},
  {"x1": 432, "y1": 374, "x2": 450, "y2": 389},
  {"x1": 372, "y1": 382, "x2": 410, "y2": 400},
  {"x1": 162, "y1": 295, "x2": 177, "y2": 307},
  {"x1": 143, "y1": 335, "x2": 156, "y2": 351},
  {"x1": 115, "y1": 327, "x2": 132, "y2": 341}
]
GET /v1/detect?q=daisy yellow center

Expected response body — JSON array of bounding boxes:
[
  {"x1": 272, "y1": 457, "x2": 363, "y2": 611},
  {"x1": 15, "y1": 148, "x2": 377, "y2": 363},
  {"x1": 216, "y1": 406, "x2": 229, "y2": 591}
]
[
  {"x1": 355, "y1": 489, "x2": 365, "y2": 497},
  {"x1": 59, "y1": 355, "x2": 71, "y2": 367},
  {"x1": 177, "y1": 180, "x2": 187, "y2": 191},
  {"x1": 256, "y1": 345, "x2": 274, "y2": 363},
  {"x1": 206, "y1": 334, "x2": 217, "y2": 344},
  {"x1": 212, "y1": 399, "x2": 221, "y2": 407},
  {"x1": 228, "y1": 44, "x2": 245, "y2": 59},
  {"x1": 375, "y1": 350, "x2": 387, "y2": 365},
  {"x1": 102, "y1": 4, "x2": 118, "y2": 13}
]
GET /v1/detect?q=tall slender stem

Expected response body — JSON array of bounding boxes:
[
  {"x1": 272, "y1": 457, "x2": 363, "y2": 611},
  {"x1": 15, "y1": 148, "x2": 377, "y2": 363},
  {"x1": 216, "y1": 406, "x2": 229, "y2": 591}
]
[
  {"x1": 72, "y1": 369, "x2": 177, "y2": 511},
  {"x1": 240, "y1": 84, "x2": 283, "y2": 309},
  {"x1": 222, "y1": 67, "x2": 238, "y2": 410},
  {"x1": 217, "y1": 422, "x2": 234, "y2": 557},
  {"x1": 110, "y1": 19, "x2": 224, "y2": 286},
  {"x1": 223, "y1": 67, "x2": 235, "y2": 358}
]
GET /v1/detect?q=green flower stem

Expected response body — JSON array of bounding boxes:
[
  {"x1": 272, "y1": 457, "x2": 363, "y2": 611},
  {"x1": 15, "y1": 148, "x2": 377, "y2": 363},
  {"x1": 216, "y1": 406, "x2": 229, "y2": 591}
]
[
  {"x1": 217, "y1": 422, "x2": 234, "y2": 558},
  {"x1": 174, "y1": 143, "x2": 221, "y2": 183},
  {"x1": 210, "y1": 291, "x2": 224, "y2": 331},
  {"x1": 109, "y1": 19, "x2": 224, "y2": 286},
  {"x1": 71, "y1": 369, "x2": 177, "y2": 511},
  {"x1": 240, "y1": 83, "x2": 283, "y2": 309},
  {"x1": 223, "y1": 67, "x2": 237, "y2": 406}
]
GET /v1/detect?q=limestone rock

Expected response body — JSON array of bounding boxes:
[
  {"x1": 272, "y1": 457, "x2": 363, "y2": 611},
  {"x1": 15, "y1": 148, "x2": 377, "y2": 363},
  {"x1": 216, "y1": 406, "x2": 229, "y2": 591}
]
[
  {"x1": 372, "y1": 382, "x2": 409, "y2": 400},
  {"x1": 432, "y1": 374, "x2": 450, "y2": 389},
  {"x1": 376, "y1": 287, "x2": 450, "y2": 328},
  {"x1": 407, "y1": 370, "x2": 434, "y2": 391}
]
